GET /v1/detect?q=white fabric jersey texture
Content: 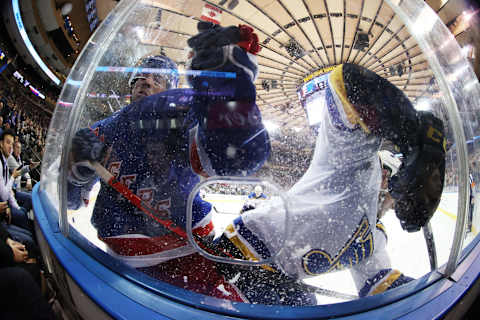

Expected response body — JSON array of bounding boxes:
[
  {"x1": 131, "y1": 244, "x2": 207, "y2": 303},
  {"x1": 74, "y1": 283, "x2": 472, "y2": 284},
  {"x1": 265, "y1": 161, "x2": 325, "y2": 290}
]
[{"x1": 242, "y1": 71, "x2": 387, "y2": 280}]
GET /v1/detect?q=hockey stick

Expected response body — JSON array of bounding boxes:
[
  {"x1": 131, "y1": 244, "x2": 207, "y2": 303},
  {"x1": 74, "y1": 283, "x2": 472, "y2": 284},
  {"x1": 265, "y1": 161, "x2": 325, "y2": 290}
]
[
  {"x1": 90, "y1": 161, "x2": 236, "y2": 259},
  {"x1": 423, "y1": 222, "x2": 437, "y2": 271},
  {"x1": 90, "y1": 161, "x2": 358, "y2": 300},
  {"x1": 91, "y1": 161, "x2": 189, "y2": 238}
]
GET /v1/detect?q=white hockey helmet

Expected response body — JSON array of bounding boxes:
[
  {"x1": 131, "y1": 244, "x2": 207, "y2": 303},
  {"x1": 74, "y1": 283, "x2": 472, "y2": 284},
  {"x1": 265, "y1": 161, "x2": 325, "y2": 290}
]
[
  {"x1": 378, "y1": 150, "x2": 402, "y2": 176},
  {"x1": 254, "y1": 185, "x2": 263, "y2": 196}
]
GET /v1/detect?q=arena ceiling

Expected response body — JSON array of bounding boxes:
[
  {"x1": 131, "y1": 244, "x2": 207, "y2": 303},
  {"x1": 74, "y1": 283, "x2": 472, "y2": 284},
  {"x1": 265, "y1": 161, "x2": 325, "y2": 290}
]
[{"x1": 103, "y1": 0, "x2": 441, "y2": 132}]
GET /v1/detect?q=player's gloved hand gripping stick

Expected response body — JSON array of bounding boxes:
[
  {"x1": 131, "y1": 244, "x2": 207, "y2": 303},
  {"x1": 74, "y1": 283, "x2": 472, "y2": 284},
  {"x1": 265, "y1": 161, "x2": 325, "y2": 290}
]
[{"x1": 69, "y1": 129, "x2": 220, "y2": 253}]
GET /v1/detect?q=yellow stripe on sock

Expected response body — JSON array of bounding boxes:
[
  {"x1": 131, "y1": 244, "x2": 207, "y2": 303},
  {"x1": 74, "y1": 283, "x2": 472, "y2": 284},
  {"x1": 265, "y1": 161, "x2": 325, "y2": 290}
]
[
  {"x1": 225, "y1": 224, "x2": 275, "y2": 272},
  {"x1": 371, "y1": 270, "x2": 402, "y2": 295}
]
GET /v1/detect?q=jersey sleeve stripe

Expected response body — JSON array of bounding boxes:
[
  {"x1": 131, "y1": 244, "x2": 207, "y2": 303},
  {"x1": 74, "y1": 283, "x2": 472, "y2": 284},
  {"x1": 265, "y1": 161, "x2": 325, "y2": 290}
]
[{"x1": 329, "y1": 65, "x2": 370, "y2": 133}]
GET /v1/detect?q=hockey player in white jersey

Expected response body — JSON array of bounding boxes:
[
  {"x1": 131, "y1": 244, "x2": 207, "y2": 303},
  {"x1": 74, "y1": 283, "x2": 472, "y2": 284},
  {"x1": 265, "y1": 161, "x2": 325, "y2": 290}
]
[{"x1": 213, "y1": 62, "x2": 446, "y2": 304}]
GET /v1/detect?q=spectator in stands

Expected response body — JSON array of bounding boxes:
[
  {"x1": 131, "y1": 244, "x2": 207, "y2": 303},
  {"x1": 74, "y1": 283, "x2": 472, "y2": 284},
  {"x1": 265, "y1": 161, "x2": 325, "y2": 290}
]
[
  {"x1": 3, "y1": 121, "x2": 11, "y2": 135},
  {"x1": 0, "y1": 221, "x2": 38, "y2": 279},
  {"x1": 0, "y1": 115, "x2": 3, "y2": 137},
  {"x1": 0, "y1": 129, "x2": 32, "y2": 233},
  {"x1": 8, "y1": 141, "x2": 40, "y2": 210}
]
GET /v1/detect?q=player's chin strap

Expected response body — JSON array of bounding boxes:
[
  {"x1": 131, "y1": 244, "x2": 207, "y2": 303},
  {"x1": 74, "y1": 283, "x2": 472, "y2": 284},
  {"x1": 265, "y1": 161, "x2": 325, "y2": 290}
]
[{"x1": 91, "y1": 161, "x2": 359, "y2": 301}]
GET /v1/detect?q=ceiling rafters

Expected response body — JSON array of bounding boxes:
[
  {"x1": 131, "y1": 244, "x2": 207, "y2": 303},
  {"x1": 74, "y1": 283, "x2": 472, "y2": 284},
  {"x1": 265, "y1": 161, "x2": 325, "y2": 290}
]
[
  {"x1": 302, "y1": 0, "x2": 331, "y2": 66},
  {"x1": 356, "y1": 11, "x2": 396, "y2": 65},
  {"x1": 259, "y1": 70, "x2": 302, "y2": 81},
  {"x1": 257, "y1": 87, "x2": 297, "y2": 94},
  {"x1": 257, "y1": 53, "x2": 307, "y2": 75},
  {"x1": 257, "y1": 64, "x2": 304, "y2": 78},
  {"x1": 346, "y1": 0, "x2": 365, "y2": 62},
  {"x1": 257, "y1": 89, "x2": 297, "y2": 96},
  {"x1": 364, "y1": 40, "x2": 415, "y2": 72},
  {"x1": 258, "y1": 44, "x2": 311, "y2": 73},
  {"x1": 341, "y1": 0, "x2": 346, "y2": 62},
  {"x1": 122, "y1": 0, "x2": 440, "y2": 133},
  {"x1": 362, "y1": 25, "x2": 408, "y2": 67},
  {"x1": 258, "y1": 93, "x2": 290, "y2": 100},
  {"x1": 203, "y1": 0, "x2": 313, "y2": 72},
  {"x1": 275, "y1": 0, "x2": 326, "y2": 67},
  {"x1": 351, "y1": 0, "x2": 384, "y2": 63},
  {"x1": 243, "y1": 0, "x2": 318, "y2": 70},
  {"x1": 376, "y1": 60, "x2": 427, "y2": 81},
  {"x1": 323, "y1": 0, "x2": 337, "y2": 64},
  {"x1": 373, "y1": 51, "x2": 424, "y2": 73},
  {"x1": 369, "y1": 43, "x2": 418, "y2": 71},
  {"x1": 390, "y1": 74, "x2": 433, "y2": 82}
]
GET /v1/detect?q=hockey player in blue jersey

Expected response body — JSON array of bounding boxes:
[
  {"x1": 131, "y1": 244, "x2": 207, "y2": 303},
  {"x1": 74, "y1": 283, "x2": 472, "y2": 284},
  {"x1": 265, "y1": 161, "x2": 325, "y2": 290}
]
[
  {"x1": 67, "y1": 22, "x2": 270, "y2": 301},
  {"x1": 213, "y1": 63, "x2": 446, "y2": 304}
]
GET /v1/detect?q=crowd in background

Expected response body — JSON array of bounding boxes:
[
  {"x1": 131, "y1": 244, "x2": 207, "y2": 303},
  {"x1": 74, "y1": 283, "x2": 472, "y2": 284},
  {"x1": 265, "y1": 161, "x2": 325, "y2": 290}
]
[
  {"x1": 0, "y1": 74, "x2": 60, "y2": 319},
  {"x1": 0, "y1": 76, "x2": 50, "y2": 183},
  {"x1": 445, "y1": 149, "x2": 480, "y2": 191},
  {"x1": 205, "y1": 183, "x2": 253, "y2": 196}
]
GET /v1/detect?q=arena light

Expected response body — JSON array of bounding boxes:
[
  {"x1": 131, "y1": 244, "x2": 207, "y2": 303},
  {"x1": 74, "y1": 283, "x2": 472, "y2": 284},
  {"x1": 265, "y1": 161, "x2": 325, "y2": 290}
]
[
  {"x1": 12, "y1": 0, "x2": 61, "y2": 86},
  {"x1": 415, "y1": 98, "x2": 431, "y2": 111},
  {"x1": 412, "y1": 7, "x2": 437, "y2": 36},
  {"x1": 29, "y1": 85, "x2": 45, "y2": 99},
  {"x1": 462, "y1": 10, "x2": 475, "y2": 22},
  {"x1": 263, "y1": 120, "x2": 279, "y2": 132}
]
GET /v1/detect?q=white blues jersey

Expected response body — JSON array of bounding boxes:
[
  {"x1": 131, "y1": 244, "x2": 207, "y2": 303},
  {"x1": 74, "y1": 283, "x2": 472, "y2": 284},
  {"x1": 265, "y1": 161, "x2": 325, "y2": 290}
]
[{"x1": 224, "y1": 65, "x2": 386, "y2": 280}]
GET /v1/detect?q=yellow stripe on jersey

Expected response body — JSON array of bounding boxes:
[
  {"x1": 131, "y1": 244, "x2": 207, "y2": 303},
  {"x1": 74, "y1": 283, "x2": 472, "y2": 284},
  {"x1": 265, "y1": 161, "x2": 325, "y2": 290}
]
[
  {"x1": 371, "y1": 269, "x2": 402, "y2": 295},
  {"x1": 376, "y1": 222, "x2": 387, "y2": 235},
  {"x1": 224, "y1": 224, "x2": 275, "y2": 272},
  {"x1": 329, "y1": 65, "x2": 370, "y2": 134},
  {"x1": 376, "y1": 222, "x2": 388, "y2": 242}
]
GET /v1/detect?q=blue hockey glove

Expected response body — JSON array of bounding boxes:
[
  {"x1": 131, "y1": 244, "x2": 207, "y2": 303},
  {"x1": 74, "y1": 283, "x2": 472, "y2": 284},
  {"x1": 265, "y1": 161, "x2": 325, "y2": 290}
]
[
  {"x1": 389, "y1": 112, "x2": 446, "y2": 232},
  {"x1": 69, "y1": 128, "x2": 108, "y2": 186}
]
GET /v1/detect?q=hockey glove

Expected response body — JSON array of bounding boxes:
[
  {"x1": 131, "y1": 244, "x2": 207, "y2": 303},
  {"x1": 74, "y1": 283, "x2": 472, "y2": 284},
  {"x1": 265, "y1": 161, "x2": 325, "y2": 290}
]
[
  {"x1": 186, "y1": 23, "x2": 270, "y2": 177},
  {"x1": 187, "y1": 22, "x2": 260, "y2": 98},
  {"x1": 389, "y1": 112, "x2": 446, "y2": 232},
  {"x1": 68, "y1": 128, "x2": 108, "y2": 186}
]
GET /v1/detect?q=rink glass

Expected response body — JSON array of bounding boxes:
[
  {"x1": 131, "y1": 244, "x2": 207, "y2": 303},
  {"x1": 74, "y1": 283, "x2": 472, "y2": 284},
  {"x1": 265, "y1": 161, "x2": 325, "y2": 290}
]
[{"x1": 39, "y1": 0, "x2": 480, "y2": 311}]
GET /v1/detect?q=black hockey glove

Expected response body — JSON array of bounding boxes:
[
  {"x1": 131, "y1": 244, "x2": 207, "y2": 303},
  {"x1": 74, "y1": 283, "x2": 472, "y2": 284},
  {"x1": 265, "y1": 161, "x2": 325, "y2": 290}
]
[
  {"x1": 187, "y1": 21, "x2": 260, "y2": 70},
  {"x1": 187, "y1": 22, "x2": 260, "y2": 97},
  {"x1": 389, "y1": 112, "x2": 446, "y2": 232},
  {"x1": 68, "y1": 128, "x2": 108, "y2": 186}
]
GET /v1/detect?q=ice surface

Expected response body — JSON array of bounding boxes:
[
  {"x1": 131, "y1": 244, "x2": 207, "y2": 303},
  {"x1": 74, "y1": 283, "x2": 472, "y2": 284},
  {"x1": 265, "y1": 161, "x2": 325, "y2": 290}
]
[{"x1": 67, "y1": 187, "x2": 466, "y2": 304}]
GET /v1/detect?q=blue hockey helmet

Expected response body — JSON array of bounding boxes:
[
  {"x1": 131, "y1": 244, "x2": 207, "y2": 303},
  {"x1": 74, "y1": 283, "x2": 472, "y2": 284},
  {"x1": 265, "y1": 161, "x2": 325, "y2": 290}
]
[{"x1": 129, "y1": 55, "x2": 179, "y2": 90}]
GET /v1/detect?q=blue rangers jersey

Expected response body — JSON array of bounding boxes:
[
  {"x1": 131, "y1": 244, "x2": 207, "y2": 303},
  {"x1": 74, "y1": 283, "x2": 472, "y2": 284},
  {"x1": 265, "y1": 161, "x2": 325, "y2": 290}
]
[{"x1": 68, "y1": 88, "x2": 270, "y2": 268}]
